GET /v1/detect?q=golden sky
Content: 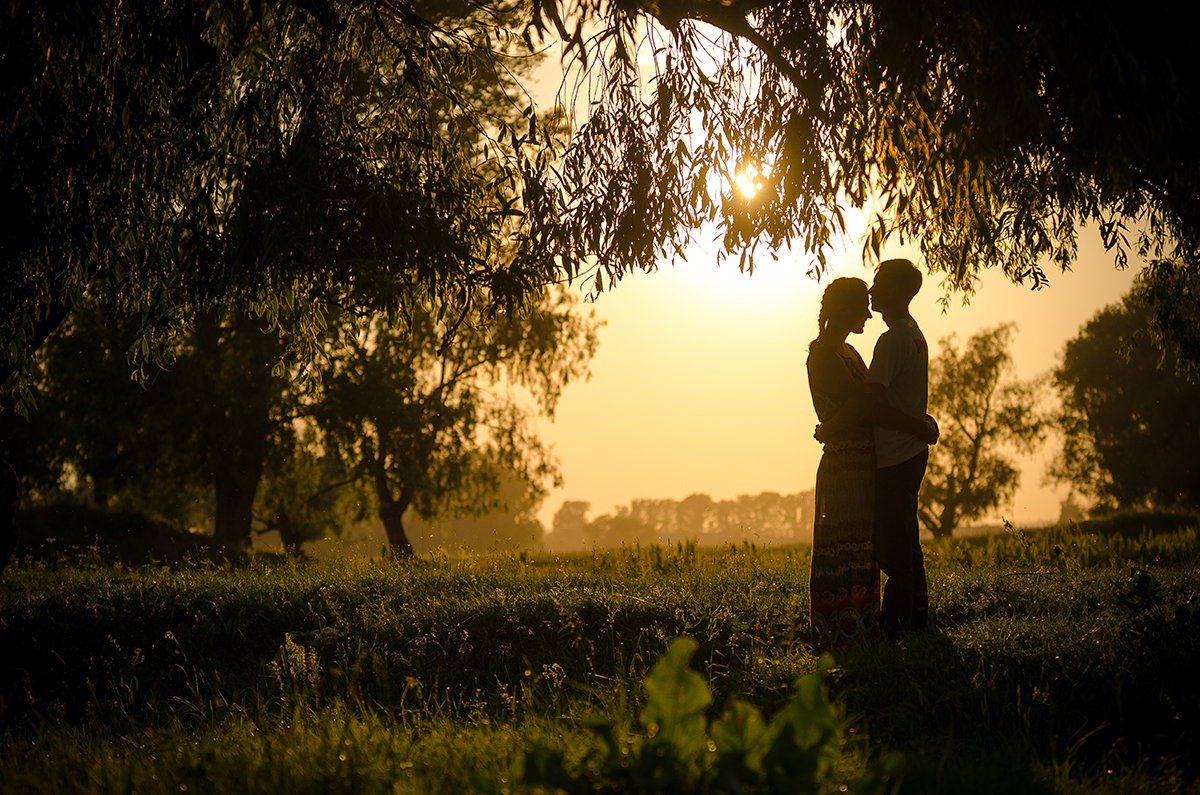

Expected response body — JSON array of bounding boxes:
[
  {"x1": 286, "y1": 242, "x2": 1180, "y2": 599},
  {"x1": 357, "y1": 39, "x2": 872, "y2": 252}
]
[
  {"x1": 529, "y1": 32, "x2": 1142, "y2": 533},
  {"x1": 536, "y1": 225, "x2": 1140, "y2": 531}
]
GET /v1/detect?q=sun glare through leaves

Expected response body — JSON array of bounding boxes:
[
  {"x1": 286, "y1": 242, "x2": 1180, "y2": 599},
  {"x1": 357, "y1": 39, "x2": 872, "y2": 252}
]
[{"x1": 734, "y1": 162, "x2": 768, "y2": 199}]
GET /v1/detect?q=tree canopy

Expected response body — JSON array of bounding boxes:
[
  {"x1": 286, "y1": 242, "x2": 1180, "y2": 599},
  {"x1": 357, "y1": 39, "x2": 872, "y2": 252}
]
[
  {"x1": 1053, "y1": 286, "x2": 1200, "y2": 513},
  {"x1": 919, "y1": 324, "x2": 1046, "y2": 537},
  {"x1": 8, "y1": 0, "x2": 1200, "y2": 396},
  {"x1": 314, "y1": 288, "x2": 598, "y2": 556},
  {"x1": 528, "y1": 0, "x2": 1200, "y2": 360},
  {"x1": 5, "y1": 285, "x2": 596, "y2": 557},
  {"x1": 1, "y1": 1, "x2": 564, "y2": 410}
]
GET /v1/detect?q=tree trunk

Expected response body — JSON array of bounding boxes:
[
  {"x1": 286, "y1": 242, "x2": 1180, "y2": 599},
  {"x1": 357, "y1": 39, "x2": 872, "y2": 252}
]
[
  {"x1": 933, "y1": 503, "x2": 957, "y2": 539},
  {"x1": 366, "y1": 442, "x2": 415, "y2": 559},
  {"x1": 208, "y1": 392, "x2": 272, "y2": 549},
  {"x1": 0, "y1": 455, "x2": 18, "y2": 573},
  {"x1": 276, "y1": 507, "x2": 305, "y2": 558},
  {"x1": 197, "y1": 311, "x2": 279, "y2": 551},
  {"x1": 91, "y1": 473, "x2": 113, "y2": 508},
  {"x1": 213, "y1": 464, "x2": 262, "y2": 549},
  {"x1": 378, "y1": 498, "x2": 415, "y2": 559}
]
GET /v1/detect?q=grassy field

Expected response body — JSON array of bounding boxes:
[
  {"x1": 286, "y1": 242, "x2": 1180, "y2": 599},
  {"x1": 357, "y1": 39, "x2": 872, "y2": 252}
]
[{"x1": 1, "y1": 515, "x2": 1198, "y2": 793}]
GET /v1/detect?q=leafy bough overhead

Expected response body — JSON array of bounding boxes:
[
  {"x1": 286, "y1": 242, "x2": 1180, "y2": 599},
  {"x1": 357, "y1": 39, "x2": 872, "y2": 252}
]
[
  {"x1": 0, "y1": 1, "x2": 569, "y2": 410},
  {"x1": 527, "y1": 0, "x2": 1200, "y2": 355},
  {"x1": 7, "y1": 0, "x2": 1200, "y2": 408}
]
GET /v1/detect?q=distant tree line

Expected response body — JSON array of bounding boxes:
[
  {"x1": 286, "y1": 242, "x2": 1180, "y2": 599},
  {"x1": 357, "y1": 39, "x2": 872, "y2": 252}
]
[{"x1": 548, "y1": 491, "x2": 816, "y2": 551}]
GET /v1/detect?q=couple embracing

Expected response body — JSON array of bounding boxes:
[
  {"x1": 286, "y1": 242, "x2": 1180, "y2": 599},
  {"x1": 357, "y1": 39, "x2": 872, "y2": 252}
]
[{"x1": 806, "y1": 258, "x2": 939, "y2": 650}]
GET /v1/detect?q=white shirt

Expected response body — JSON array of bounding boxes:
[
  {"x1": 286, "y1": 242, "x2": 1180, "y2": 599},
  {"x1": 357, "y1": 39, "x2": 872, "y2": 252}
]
[{"x1": 866, "y1": 315, "x2": 929, "y2": 467}]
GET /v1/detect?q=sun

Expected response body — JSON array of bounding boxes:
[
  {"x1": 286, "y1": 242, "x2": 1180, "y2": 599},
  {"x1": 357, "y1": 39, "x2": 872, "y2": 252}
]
[{"x1": 734, "y1": 163, "x2": 768, "y2": 199}]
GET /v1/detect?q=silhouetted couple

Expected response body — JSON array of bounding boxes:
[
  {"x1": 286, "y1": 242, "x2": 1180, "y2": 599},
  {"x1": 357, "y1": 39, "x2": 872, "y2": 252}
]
[{"x1": 806, "y1": 258, "x2": 938, "y2": 649}]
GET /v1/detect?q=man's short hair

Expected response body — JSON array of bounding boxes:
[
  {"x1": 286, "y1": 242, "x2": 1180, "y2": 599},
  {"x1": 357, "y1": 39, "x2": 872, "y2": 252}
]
[{"x1": 876, "y1": 258, "x2": 923, "y2": 301}]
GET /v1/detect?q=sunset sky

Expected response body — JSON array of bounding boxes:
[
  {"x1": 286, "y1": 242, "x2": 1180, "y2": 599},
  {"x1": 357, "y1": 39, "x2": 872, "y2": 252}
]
[
  {"x1": 527, "y1": 32, "x2": 1143, "y2": 534},
  {"x1": 535, "y1": 224, "x2": 1140, "y2": 532}
]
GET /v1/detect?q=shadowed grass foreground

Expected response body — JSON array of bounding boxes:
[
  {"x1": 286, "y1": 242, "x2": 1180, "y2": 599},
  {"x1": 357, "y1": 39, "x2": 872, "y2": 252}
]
[{"x1": 1, "y1": 516, "x2": 1198, "y2": 793}]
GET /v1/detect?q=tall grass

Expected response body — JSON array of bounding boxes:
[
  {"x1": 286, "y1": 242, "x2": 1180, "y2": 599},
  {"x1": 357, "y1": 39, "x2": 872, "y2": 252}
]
[{"x1": 1, "y1": 516, "x2": 1197, "y2": 793}]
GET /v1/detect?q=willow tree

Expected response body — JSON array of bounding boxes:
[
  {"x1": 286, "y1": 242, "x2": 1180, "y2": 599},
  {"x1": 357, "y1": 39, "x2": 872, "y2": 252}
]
[
  {"x1": 1, "y1": 2, "x2": 565, "y2": 400},
  {"x1": 0, "y1": 1, "x2": 567, "y2": 567},
  {"x1": 313, "y1": 288, "x2": 598, "y2": 557},
  {"x1": 527, "y1": 0, "x2": 1200, "y2": 362}
]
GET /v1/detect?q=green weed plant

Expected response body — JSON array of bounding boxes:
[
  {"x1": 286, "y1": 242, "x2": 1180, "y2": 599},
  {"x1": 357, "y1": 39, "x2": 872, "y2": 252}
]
[{"x1": 488, "y1": 637, "x2": 902, "y2": 795}]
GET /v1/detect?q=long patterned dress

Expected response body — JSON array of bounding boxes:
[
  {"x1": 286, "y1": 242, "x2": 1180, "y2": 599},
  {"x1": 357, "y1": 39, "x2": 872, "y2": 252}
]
[{"x1": 806, "y1": 340, "x2": 881, "y2": 650}]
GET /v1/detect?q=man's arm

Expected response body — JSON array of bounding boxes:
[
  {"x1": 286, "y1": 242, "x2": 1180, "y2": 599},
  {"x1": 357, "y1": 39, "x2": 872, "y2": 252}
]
[
  {"x1": 812, "y1": 387, "x2": 873, "y2": 440},
  {"x1": 815, "y1": 384, "x2": 939, "y2": 444},
  {"x1": 866, "y1": 386, "x2": 939, "y2": 444}
]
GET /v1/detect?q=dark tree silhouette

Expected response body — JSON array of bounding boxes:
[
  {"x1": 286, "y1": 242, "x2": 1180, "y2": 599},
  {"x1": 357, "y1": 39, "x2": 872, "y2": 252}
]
[
  {"x1": 0, "y1": 2, "x2": 562, "y2": 568},
  {"x1": 0, "y1": 303, "x2": 302, "y2": 546},
  {"x1": 1052, "y1": 286, "x2": 1200, "y2": 512},
  {"x1": 314, "y1": 290, "x2": 597, "y2": 557},
  {"x1": 919, "y1": 325, "x2": 1047, "y2": 538},
  {"x1": 6, "y1": 291, "x2": 594, "y2": 557},
  {"x1": 529, "y1": 0, "x2": 1200, "y2": 362},
  {"x1": 0, "y1": 302, "x2": 211, "y2": 531},
  {"x1": 1, "y1": 2, "x2": 560, "y2": 401}
]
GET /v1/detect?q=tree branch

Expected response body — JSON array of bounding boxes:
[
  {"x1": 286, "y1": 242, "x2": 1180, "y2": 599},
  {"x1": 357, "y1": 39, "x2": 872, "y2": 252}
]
[
  {"x1": 647, "y1": 0, "x2": 823, "y2": 106},
  {"x1": 304, "y1": 472, "x2": 363, "y2": 503}
]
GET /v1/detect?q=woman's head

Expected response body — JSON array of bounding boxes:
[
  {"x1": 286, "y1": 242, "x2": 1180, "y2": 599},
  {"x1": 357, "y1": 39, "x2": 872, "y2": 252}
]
[{"x1": 818, "y1": 277, "x2": 870, "y2": 337}]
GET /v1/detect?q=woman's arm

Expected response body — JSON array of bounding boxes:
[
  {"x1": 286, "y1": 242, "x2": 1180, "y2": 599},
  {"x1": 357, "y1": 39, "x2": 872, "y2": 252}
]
[{"x1": 815, "y1": 383, "x2": 939, "y2": 444}]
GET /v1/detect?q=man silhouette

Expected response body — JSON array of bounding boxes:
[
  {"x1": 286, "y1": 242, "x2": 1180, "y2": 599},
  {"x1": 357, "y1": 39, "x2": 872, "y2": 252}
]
[{"x1": 865, "y1": 258, "x2": 931, "y2": 637}]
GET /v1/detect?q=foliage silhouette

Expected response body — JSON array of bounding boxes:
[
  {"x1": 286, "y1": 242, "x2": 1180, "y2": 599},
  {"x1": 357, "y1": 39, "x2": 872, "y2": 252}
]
[
  {"x1": 5, "y1": 290, "x2": 595, "y2": 557},
  {"x1": 1053, "y1": 286, "x2": 1200, "y2": 512},
  {"x1": 919, "y1": 324, "x2": 1048, "y2": 537},
  {"x1": 0, "y1": 302, "x2": 215, "y2": 532},
  {"x1": 1, "y1": 1, "x2": 567, "y2": 567},
  {"x1": 528, "y1": 0, "x2": 1200, "y2": 366},
  {"x1": 1, "y1": 1, "x2": 561, "y2": 404},
  {"x1": 313, "y1": 289, "x2": 597, "y2": 557}
]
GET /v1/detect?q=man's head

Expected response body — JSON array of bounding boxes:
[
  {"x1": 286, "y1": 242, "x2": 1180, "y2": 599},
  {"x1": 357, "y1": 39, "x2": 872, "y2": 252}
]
[{"x1": 869, "y1": 258, "x2": 922, "y2": 318}]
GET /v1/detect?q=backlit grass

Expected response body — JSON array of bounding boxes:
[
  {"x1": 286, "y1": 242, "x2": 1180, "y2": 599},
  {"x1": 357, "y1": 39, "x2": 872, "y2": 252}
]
[{"x1": 1, "y1": 515, "x2": 1197, "y2": 793}]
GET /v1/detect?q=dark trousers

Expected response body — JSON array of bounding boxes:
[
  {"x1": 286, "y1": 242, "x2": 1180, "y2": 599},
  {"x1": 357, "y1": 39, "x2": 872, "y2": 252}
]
[{"x1": 874, "y1": 449, "x2": 929, "y2": 637}]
